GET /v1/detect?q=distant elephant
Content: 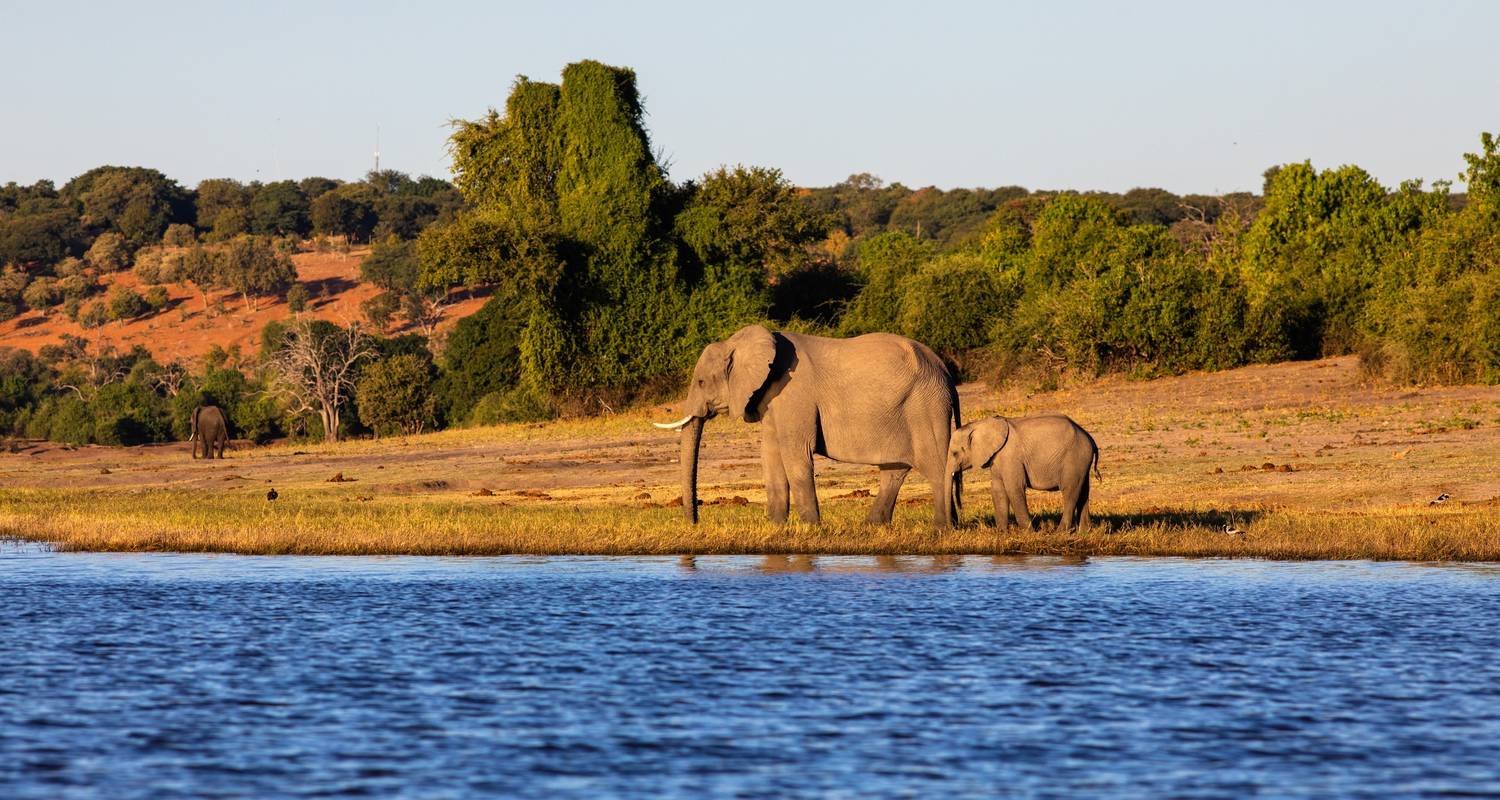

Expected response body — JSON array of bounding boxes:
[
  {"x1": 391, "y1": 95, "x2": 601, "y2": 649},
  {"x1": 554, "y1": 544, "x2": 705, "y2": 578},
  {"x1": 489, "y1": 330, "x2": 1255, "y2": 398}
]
[
  {"x1": 190, "y1": 405, "x2": 229, "y2": 460},
  {"x1": 654, "y1": 324, "x2": 960, "y2": 527},
  {"x1": 946, "y1": 414, "x2": 1099, "y2": 531}
]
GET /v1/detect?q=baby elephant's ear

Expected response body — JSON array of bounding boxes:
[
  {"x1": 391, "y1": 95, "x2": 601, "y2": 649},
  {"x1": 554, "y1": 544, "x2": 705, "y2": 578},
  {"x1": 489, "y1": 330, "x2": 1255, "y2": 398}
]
[{"x1": 974, "y1": 417, "x2": 1011, "y2": 469}]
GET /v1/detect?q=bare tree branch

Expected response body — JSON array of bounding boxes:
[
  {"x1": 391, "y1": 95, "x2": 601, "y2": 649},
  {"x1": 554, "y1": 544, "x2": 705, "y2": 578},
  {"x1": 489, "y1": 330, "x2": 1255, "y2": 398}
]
[{"x1": 266, "y1": 321, "x2": 375, "y2": 442}]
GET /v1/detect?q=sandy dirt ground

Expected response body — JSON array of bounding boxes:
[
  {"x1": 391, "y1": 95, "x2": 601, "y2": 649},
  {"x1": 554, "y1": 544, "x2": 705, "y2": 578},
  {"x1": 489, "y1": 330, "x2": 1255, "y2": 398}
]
[{"x1": 2, "y1": 356, "x2": 1497, "y2": 519}]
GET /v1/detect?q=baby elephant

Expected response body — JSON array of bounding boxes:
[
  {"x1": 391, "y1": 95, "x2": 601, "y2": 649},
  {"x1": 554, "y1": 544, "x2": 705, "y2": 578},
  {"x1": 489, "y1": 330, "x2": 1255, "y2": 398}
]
[{"x1": 946, "y1": 415, "x2": 1099, "y2": 531}]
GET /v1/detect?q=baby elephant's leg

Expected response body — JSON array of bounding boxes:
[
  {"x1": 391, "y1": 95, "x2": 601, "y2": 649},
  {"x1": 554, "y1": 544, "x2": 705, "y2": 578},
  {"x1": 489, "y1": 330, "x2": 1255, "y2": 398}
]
[{"x1": 989, "y1": 468, "x2": 1009, "y2": 528}]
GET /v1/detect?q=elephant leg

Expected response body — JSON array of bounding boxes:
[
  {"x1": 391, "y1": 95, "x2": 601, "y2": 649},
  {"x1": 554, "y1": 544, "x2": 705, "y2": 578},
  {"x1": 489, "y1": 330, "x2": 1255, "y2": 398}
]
[
  {"x1": 989, "y1": 469, "x2": 1009, "y2": 528},
  {"x1": 1075, "y1": 477, "x2": 1092, "y2": 530},
  {"x1": 777, "y1": 435, "x2": 820, "y2": 524},
  {"x1": 762, "y1": 435, "x2": 790, "y2": 524},
  {"x1": 1060, "y1": 485, "x2": 1080, "y2": 531},
  {"x1": 864, "y1": 467, "x2": 908, "y2": 524}
]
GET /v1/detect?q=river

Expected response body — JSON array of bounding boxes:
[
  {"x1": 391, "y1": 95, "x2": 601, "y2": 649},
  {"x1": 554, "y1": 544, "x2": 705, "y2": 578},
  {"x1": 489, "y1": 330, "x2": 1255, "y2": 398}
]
[{"x1": 3, "y1": 547, "x2": 1499, "y2": 798}]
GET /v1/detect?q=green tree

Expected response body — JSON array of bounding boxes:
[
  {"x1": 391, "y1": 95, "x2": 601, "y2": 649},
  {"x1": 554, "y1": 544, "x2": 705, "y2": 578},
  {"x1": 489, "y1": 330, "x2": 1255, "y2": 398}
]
[
  {"x1": 66, "y1": 166, "x2": 190, "y2": 246},
  {"x1": 897, "y1": 253, "x2": 1017, "y2": 359},
  {"x1": 162, "y1": 223, "x2": 195, "y2": 247},
  {"x1": 436, "y1": 294, "x2": 528, "y2": 421},
  {"x1": 361, "y1": 291, "x2": 399, "y2": 331},
  {"x1": 22, "y1": 277, "x2": 60, "y2": 311},
  {"x1": 143, "y1": 285, "x2": 169, "y2": 313},
  {"x1": 355, "y1": 353, "x2": 437, "y2": 435},
  {"x1": 675, "y1": 165, "x2": 829, "y2": 340},
  {"x1": 221, "y1": 235, "x2": 296, "y2": 311},
  {"x1": 85, "y1": 231, "x2": 130, "y2": 272},
  {"x1": 360, "y1": 236, "x2": 420, "y2": 292},
  {"x1": 311, "y1": 183, "x2": 379, "y2": 242},
  {"x1": 286, "y1": 283, "x2": 309, "y2": 313},
  {"x1": 194, "y1": 179, "x2": 251, "y2": 232},
  {"x1": 837, "y1": 231, "x2": 934, "y2": 335},
  {"x1": 249, "y1": 181, "x2": 310, "y2": 236},
  {"x1": 0, "y1": 208, "x2": 84, "y2": 268},
  {"x1": 105, "y1": 285, "x2": 149, "y2": 321},
  {"x1": 178, "y1": 244, "x2": 222, "y2": 312}
]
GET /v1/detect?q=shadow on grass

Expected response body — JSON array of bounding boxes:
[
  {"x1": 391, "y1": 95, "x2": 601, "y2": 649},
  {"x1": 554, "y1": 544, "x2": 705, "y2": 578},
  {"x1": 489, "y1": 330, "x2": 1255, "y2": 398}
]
[{"x1": 963, "y1": 508, "x2": 1266, "y2": 533}]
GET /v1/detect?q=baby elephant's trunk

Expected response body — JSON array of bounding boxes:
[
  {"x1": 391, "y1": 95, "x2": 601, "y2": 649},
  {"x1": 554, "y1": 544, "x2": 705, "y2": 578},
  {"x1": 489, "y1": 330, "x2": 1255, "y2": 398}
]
[{"x1": 946, "y1": 454, "x2": 964, "y2": 520}]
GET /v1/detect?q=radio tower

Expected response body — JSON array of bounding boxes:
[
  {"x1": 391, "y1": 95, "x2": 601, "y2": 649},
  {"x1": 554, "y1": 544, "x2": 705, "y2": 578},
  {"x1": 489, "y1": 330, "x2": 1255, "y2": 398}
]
[{"x1": 373, "y1": 126, "x2": 381, "y2": 174}]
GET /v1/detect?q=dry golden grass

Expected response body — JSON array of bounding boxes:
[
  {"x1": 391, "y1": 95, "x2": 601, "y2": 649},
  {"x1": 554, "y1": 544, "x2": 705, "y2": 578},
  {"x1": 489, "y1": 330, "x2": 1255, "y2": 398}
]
[
  {"x1": 2, "y1": 488, "x2": 1497, "y2": 560},
  {"x1": 2, "y1": 355, "x2": 1497, "y2": 560}
]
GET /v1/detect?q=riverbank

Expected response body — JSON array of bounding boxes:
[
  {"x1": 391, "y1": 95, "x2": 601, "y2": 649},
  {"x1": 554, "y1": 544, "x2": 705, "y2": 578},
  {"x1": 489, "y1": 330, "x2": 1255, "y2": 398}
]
[{"x1": 2, "y1": 356, "x2": 1498, "y2": 559}]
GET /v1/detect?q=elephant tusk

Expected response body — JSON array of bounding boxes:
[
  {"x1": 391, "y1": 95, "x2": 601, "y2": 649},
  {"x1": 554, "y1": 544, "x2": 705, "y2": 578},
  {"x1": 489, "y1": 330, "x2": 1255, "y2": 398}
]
[{"x1": 652, "y1": 415, "x2": 695, "y2": 431}]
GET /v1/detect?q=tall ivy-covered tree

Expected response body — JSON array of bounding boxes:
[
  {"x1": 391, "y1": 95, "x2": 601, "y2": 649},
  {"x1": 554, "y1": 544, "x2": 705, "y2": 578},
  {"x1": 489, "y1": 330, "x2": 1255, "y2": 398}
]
[{"x1": 442, "y1": 61, "x2": 693, "y2": 400}]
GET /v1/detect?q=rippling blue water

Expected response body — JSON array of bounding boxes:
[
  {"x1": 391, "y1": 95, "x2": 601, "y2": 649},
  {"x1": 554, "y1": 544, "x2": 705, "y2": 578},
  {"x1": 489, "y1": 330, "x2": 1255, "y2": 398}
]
[{"x1": 3, "y1": 547, "x2": 1500, "y2": 798}]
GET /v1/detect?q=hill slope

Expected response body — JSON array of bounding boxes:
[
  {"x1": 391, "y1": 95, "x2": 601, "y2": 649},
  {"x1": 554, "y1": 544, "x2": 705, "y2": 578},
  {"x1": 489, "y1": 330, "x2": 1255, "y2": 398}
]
[{"x1": 0, "y1": 248, "x2": 490, "y2": 362}]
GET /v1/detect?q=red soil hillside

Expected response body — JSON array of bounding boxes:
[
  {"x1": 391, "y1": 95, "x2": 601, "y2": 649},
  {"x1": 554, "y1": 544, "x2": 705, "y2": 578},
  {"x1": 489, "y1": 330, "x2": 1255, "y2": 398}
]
[{"x1": 0, "y1": 247, "x2": 491, "y2": 363}]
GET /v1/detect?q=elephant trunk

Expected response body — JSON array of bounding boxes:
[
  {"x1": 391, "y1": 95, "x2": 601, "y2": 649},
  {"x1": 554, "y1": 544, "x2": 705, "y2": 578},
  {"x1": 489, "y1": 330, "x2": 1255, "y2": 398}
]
[
  {"x1": 945, "y1": 453, "x2": 964, "y2": 524},
  {"x1": 679, "y1": 415, "x2": 705, "y2": 524}
]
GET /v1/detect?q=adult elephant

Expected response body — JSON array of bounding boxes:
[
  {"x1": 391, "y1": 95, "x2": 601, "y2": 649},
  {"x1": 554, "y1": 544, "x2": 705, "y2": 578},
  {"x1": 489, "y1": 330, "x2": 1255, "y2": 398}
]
[
  {"x1": 190, "y1": 405, "x2": 229, "y2": 459},
  {"x1": 654, "y1": 325, "x2": 960, "y2": 527}
]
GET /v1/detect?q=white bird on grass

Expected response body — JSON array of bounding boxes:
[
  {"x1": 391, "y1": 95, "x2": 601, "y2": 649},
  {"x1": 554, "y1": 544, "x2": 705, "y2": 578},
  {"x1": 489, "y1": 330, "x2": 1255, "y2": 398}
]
[
  {"x1": 1222, "y1": 523, "x2": 1245, "y2": 537},
  {"x1": 1428, "y1": 493, "x2": 1451, "y2": 506}
]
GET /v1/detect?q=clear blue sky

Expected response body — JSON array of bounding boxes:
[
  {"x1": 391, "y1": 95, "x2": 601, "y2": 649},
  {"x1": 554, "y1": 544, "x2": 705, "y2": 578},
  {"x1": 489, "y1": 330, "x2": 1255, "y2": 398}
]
[{"x1": 3, "y1": 0, "x2": 1495, "y2": 194}]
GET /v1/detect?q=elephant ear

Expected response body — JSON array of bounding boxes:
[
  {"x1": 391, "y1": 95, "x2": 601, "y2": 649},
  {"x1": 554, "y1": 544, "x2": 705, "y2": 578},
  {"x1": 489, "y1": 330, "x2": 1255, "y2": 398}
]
[
  {"x1": 726, "y1": 324, "x2": 777, "y2": 422},
  {"x1": 975, "y1": 417, "x2": 1012, "y2": 469}
]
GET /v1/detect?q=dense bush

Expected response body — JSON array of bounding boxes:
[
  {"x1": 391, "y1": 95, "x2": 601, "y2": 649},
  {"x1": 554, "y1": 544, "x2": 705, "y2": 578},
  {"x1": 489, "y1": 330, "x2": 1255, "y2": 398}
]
[
  {"x1": 106, "y1": 286, "x2": 148, "y2": 321},
  {"x1": 837, "y1": 232, "x2": 934, "y2": 335},
  {"x1": 286, "y1": 283, "x2": 309, "y2": 312},
  {"x1": 22, "y1": 278, "x2": 60, "y2": 311},
  {"x1": 355, "y1": 354, "x2": 437, "y2": 435},
  {"x1": 86, "y1": 231, "x2": 130, "y2": 272},
  {"x1": 896, "y1": 253, "x2": 1016, "y2": 359},
  {"x1": 79, "y1": 300, "x2": 107, "y2": 328},
  {"x1": 467, "y1": 384, "x2": 555, "y2": 425}
]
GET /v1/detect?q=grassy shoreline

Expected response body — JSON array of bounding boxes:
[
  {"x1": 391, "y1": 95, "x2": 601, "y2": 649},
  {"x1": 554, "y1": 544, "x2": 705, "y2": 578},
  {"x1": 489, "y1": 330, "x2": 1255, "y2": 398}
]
[
  {"x1": 3, "y1": 488, "x2": 1498, "y2": 561},
  {"x1": 4, "y1": 356, "x2": 1497, "y2": 562}
]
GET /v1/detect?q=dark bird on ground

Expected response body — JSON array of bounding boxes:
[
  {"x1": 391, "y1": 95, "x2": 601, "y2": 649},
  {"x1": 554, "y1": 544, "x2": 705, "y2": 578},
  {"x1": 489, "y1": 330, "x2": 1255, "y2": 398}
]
[
  {"x1": 1429, "y1": 493, "x2": 1451, "y2": 506},
  {"x1": 1223, "y1": 523, "x2": 1244, "y2": 537},
  {"x1": 267, "y1": 488, "x2": 279, "y2": 502}
]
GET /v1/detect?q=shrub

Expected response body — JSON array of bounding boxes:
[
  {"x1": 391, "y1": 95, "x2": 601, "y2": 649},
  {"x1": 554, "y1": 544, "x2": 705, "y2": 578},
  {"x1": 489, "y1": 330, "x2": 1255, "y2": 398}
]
[
  {"x1": 143, "y1": 286, "x2": 169, "y2": 313},
  {"x1": 467, "y1": 383, "x2": 555, "y2": 425},
  {"x1": 90, "y1": 382, "x2": 170, "y2": 445},
  {"x1": 896, "y1": 253, "x2": 1017, "y2": 358},
  {"x1": 106, "y1": 286, "x2": 149, "y2": 321},
  {"x1": 22, "y1": 278, "x2": 60, "y2": 311},
  {"x1": 53, "y1": 257, "x2": 87, "y2": 279},
  {"x1": 86, "y1": 231, "x2": 130, "y2": 272},
  {"x1": 63, "y1": 297, "x2": 82, "y2": 321},
  {"x1": 162, "y1": 223, "x2": 196, "y2": 247},
  {"x1": 131, "y1": 247, "x2": 167, "y2": 284},
  {"x1": 286, "y1": 283, "x2": 309, "y2": 313},
  {"x1": 57, "y1": 274, "x2": 90, "y2": 302},
  {"x1": 438, "y1": 294, "x2": 528, "y2": 421},
  {"x1": 837, "y1": 231, "x2": 934, "y2": 335},
  {"x1": 79, "y1": 300, "x2": 108, "y2": 328},
  {"x1": 45, "y1": 395, "x2": 95, "y2": 445},
  {"x1": 355, "y1": 354, "x2": 437, "y2": 435},
  {"x1": 361, "y1": 291, "x2": 399, "y2": 330}
]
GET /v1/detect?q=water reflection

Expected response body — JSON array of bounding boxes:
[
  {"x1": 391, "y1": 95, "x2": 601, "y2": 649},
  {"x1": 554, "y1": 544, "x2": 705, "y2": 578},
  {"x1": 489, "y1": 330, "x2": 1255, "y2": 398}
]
[{"x1": 691, "y1": 554, "x2": 1099, "y2": 574}]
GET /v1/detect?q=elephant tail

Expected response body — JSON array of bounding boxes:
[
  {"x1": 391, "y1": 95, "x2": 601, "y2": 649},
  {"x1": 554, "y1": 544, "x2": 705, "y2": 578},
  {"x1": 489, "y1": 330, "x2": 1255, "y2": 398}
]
[
  {"x1": 1092, "y1": 449, "x2": 1101, "y2": 482},
  {"x1": 949, "y1": 380, "x2": 963, "y2": 515}
]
